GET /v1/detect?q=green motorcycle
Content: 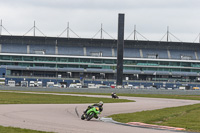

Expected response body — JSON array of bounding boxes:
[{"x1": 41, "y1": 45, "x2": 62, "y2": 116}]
[{"x1": 81, "y1": 106, "x2": 100, "y2": 121}]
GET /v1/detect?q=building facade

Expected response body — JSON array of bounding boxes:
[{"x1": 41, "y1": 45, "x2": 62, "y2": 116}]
[{"x1": 0, "y1": 35, "x2": 200, "y2": 84}]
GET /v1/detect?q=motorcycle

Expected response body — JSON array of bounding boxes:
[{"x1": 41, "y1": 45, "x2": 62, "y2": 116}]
[
  {"x1": 111, "y1": 93, "x2": 119, "y2": 99},
  {"x1": 81, "y1": 106, "x2": 100, "y2": 121}
]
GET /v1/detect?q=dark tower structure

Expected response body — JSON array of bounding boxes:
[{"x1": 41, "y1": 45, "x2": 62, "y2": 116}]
[{"x1": 116, "y1": 13, "x2": 125, "y2": 86}]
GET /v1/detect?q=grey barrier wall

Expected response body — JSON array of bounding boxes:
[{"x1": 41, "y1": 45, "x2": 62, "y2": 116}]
[{"x1": 1, "y1": 86, "x2": 200, "y2": 95}]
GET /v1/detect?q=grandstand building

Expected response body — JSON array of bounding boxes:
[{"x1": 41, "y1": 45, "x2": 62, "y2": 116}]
[{"x1": 0, "y1": 35, "x2": 200, "y2": 86}]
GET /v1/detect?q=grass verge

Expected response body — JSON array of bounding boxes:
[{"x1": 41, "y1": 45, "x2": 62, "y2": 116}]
[
  {"x1": 0, "y1": 125, "x2": 53, "y2": 133},
  {"x1": 109, "y1": 103, "x2": 200, "y2": 132},
  {"x1": 0, "y1": 91, "x2": 132, "y2": 104},
  {"x1": 3, "y1": 90, "x2": 200, "y2": 100},
  {"x1": 118, "y1": 93, "x2": 200, "y2": 100}
]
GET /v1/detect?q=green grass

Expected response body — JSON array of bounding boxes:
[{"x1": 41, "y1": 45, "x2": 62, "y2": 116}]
[
  {"x1": 109, "y1": 103, "x2": 200, "y2": 132},
  {"x1": 3, "y1": 90, "x2": 200, "y2": 101},
  {"x1": 28, "y1": 91, "x2": 200, "y2": 100},
  {"x1": 118, "y1": 93, "x2": 200, "y2": 100},
  {"x1": 0, "y1": 125, "x2": 53, "y2": 133},
  {"x1": 65, "y1": 92, "x2": 200, "y2": 100},
  {"x1": 0, "y1": 91, "x2": 132, "y2": 104}
]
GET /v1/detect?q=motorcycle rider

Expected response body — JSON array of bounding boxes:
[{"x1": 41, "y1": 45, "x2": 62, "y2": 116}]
[
  {"x1": 83, "y1": 101, "x2": 103, "y2": 119},
  {"x1": 111, "y1": 92, "x2": 118, "y2": 98}
]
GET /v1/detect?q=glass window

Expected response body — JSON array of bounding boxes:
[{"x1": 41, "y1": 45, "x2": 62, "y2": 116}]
[
  {"x1": 34, "y1": 63, "x2": 44, "y2": 67},
  {"x1": 18, "y1": 63, "x2": 30, "y2": 67},
  {"x1": 23, "y1": 56, "x2": 33, "y2": 61},
  {"x1": 45, "y1": 64, "x2": 56, "y2": 68},
  {"x1": 124, "y1": 60, "x2": 135, "y2": 65},
  {"x1": 181, "y1": 69, "x2": 190, "y2": 72},
  {"x1": 192, "y1": 63, "x2": 200, "y2": 67},
  {"x1": 146, "y1": 61, "x2": 158, "y2": 66},
  {"x1": 58, "y1": 58, "x2": 68, "y2": 62},
  {"x1": 102, "y1": 66, "x2": 110, "y2": 69},
  {"x1": 68, "y1": 64, "x2": 79, "y2": 68},
  {"x1": 74, "y1": 58, "x2": 80, "y2": 62},
  {"x1": 103, "y1": 59, "x2": 114, "y2": 64},
  {"x1": 80, "y1": 58, "x2": 90, "y2": 63},
  {"x1": 91, "y1": 59, "x2": 102, "y2": 63},
  {"x1": 180, "y1": 62, "x2": 191, "y2": 67},
  {"x1": 124, "y1": 67, "x2": 134, "y2": 70},
  {"x1": 147, "y1": 68, "x2": 157, "y2": 71},
  {"x1": 46, "y1": 57, "x2": 56, "y2": 62},
  {"x1": 170, "y1": 62, "x2": 180, "y2": 66},
  {"x1": 35, "y1": 57, "x2": 46, "y2": 61},
  {"x1": 57, "y1": 64, "x2": 67, "y2": 68},
  {"x1": 12, "y1": 56, "x2": 22, "y2": 61},
  {"x1": 160, "y1": 61, "x2": 169, "y2": 66},
  {"x1": 171, "y1": 68, "x2": 180, "y2": 72},
  {"x1": 1, "y1": 56, "x2": 10, "y2": 60},
  {"x1": 158, "y1": 68, "x2": 169, "y2": 71},
  {"x1": 191, "y1": 69, "x2": 200, "y2": 72}
]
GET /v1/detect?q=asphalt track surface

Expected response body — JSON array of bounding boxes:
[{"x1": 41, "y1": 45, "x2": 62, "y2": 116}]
[{"x1": 0, "y1": 92, "x2": 200, "y2": 133}]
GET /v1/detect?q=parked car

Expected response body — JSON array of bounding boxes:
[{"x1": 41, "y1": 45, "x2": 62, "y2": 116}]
[
  {"x1": 146, "y1": 86, "x2": 157, "y2": 90},
  {"x1": 193, "y1": 87, "x2": 200, "y2": 90},
  {"x1": 96, "y1": 84, "x2": 109, "y2": 88},
  {"x1": 110, "y1": 84, "x2": 116, "y2": 88},
  {"x1": 158, "y1": 87, "x2": 166, "y2": 90},
  {"x1": 69, "y1": 83, "x2": 82, "y2": 88},
  {"x1": 124, "y1": 84, "x2": 133, "y2": 89}
]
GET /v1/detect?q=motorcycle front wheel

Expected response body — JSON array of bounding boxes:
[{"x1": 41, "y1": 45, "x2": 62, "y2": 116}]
[
  {"x1": 86, "y1": 112, "x2": 94, "y2": 121},
  {"x1": 81, "y1": 114, "x2": 86, "y2": 120}
]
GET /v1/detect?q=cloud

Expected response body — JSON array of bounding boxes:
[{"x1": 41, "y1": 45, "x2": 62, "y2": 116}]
[
  {"x1": 2, "y1": 0, "x2": 200, "y2": 10},
  {"x1": 0, "y1": 0, "x2": 200, "y2": 42}
]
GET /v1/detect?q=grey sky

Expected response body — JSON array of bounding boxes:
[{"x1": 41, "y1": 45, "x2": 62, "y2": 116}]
[{"x1": 0, "y1": 0, "x2": 200, "y2": 42}]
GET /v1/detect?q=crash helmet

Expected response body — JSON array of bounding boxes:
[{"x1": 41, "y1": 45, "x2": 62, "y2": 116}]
[{"x1": 99, "y1": 101, "x2": 103, "y2": 106}]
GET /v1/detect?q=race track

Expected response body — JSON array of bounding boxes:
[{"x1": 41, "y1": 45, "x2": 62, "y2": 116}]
[{"x1": 0, "y1": 93, "x2": 199, "y2": 133}]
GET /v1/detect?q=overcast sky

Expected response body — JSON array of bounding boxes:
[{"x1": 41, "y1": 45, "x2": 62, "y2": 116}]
[{"x1": 0, "y1": 0, "x2": 200, "y2": 42}]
